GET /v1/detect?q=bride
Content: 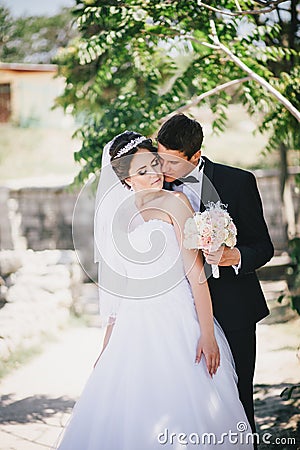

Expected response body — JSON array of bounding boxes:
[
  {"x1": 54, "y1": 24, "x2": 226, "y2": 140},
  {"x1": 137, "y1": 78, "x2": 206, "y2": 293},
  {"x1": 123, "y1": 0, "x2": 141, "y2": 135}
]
[{"x1": 56, "y1": 131, "x2": 254, "y2": 449}]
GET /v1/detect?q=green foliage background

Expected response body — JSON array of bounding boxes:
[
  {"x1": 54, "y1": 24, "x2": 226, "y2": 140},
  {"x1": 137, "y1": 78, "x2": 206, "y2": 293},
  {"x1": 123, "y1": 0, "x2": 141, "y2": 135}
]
[
  {"x1": 0, "y1": 1, "x2": 299, "y2": 183},
  {"x1": 0, "y1": 5, "x2": 77, "y2": 63},
  {"x1": 52, "y1": 0, "x2": 299, "y2": 183}
]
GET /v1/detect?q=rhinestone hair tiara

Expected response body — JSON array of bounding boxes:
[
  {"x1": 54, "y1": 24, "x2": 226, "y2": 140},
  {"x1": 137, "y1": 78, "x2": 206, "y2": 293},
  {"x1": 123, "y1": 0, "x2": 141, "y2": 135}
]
[{"x1": 114, "y1": 136, "x2": 147, "y2": 159}]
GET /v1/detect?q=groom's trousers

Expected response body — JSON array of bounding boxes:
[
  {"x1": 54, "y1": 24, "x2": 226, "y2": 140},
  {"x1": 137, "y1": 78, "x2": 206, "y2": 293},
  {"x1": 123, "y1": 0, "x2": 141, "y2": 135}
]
[{"x1": 223, "y1": 325, "x2": 257, "y2": 437}]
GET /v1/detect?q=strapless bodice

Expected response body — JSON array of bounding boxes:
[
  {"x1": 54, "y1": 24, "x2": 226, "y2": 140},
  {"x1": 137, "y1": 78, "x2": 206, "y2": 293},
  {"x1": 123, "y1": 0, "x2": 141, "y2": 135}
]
[{"x1": 123, "y1": 219, "x2": 191, "y2": 300}]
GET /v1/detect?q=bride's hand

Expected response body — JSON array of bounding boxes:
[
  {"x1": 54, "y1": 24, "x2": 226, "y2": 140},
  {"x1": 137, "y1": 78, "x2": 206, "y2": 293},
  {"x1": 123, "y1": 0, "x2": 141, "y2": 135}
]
[{"x1": 195, "y1": 335, "x2": 220, "y2": 377}]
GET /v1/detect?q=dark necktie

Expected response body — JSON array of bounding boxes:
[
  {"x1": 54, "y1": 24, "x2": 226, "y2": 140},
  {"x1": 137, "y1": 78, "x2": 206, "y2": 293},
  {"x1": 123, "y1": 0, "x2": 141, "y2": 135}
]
[{"x1": 172, "y1": 158, "x2": 204, "y2": 186}]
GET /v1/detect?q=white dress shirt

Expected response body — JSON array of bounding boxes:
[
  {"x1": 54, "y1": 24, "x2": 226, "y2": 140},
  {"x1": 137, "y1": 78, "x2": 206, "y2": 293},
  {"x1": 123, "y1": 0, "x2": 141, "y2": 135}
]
[
  {"x1": 172, "y1": 162, "x2": 202, "y2": 211},
  {"x1": 172, "y1": 158, "x2": 241, "y2": 274}
]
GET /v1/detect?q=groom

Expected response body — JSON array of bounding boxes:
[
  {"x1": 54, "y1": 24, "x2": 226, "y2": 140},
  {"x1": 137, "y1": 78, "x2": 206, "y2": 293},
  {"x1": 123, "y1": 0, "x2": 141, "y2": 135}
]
[{"x1": 157, "y1": 114, "x2": 274, "y2": 437}]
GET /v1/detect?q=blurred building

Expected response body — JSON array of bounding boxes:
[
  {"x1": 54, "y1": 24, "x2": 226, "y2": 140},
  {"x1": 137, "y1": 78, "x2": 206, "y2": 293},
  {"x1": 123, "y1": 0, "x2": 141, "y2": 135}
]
[{"x1": 0, "y1": 62, "x2": 73, "y2": 128}]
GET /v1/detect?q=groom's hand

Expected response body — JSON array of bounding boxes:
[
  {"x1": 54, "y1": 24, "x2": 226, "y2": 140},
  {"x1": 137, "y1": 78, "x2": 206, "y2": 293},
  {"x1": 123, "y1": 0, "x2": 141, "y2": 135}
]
[{"x1": 203, "y1": 247, "x2": 241, "y2": 267}]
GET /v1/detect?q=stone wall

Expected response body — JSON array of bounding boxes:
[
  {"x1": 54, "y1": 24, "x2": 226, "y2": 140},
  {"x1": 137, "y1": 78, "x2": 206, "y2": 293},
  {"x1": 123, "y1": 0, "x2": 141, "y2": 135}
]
[
  {"x1": 254, "y1": 167, "x2": 299, "y2": 252},
  {"x1": 0, "y1": 249, "x2": 82, "y2": 362},
  {"x1": 8, "y1": 186, "x2": 76, "y2": 251},
  {"x1": 0, "y1": 167, "x2": 299, "y2": 282}
]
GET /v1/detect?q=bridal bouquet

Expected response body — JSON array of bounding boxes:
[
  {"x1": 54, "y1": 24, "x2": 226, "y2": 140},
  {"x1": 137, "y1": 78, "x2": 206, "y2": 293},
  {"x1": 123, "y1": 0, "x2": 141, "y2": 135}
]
[{"x1": 183, "y1": 201, "x2": 237, "y2": 278}]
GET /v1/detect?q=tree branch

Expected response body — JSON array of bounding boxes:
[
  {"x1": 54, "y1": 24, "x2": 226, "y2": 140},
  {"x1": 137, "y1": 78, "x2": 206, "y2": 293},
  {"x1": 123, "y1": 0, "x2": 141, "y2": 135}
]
[
  {"x1": 187, "y1": 35, "x2": 220, "y2": 50},
  {"x1": 160, "y1": 76, "x2": 252, "y2": 123},
  {"x1": 218, "y1": 42, "x2": 300, "y2": 122},
  {"x1": 234, "y1": 0, "x2": 242, "y2": 12},
  {"x1": 253, "y1": 0, "x2": 280, "y2": 5},
  {"x1": 189, "y1": 21, "x2": 300, "y2": 122},
  {"x1": 198, "y1": 0, "x2": 288, "y2": 17}
]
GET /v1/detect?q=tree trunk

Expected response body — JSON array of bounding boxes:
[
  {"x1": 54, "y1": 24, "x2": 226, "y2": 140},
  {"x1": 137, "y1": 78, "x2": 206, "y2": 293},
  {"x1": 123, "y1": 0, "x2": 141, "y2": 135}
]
[
  {"x1": 280, "y1": 142, "x2": 297, "y2": 239},
  {"x1": 279, "y1": 142, "x2": 288, "y2": 200}
]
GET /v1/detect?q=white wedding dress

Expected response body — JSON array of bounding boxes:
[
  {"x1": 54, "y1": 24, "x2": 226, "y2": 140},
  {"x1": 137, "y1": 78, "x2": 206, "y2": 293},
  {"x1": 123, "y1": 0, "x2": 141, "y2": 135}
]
[{"x1": 56, "y1": 219, "x2": 253, "y2": 449}]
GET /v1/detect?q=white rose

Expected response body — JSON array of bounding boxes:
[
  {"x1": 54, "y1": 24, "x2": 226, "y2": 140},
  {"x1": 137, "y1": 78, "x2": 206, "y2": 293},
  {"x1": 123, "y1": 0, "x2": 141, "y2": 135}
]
[
  {"x1": 225, "y1": 234, "x2": 237, "y2": 248},
  {"x1": 184, "y1": 218, "x2": 198, "y2": 235},
  {"x1": 183, "y1": 235, "x2": 199, "y2": 249}
]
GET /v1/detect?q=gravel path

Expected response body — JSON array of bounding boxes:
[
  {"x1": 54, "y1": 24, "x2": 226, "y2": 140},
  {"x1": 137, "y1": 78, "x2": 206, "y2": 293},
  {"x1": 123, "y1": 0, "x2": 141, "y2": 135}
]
[{"x1": 0, "y1": 325, "x2": 104, "y2": 450}]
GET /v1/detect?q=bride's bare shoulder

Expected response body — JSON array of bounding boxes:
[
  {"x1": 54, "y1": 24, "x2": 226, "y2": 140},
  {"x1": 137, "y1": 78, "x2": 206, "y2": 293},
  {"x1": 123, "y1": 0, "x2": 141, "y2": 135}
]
[{"x1": 161, "y1": 190, "x2": 193, "y2": 212}]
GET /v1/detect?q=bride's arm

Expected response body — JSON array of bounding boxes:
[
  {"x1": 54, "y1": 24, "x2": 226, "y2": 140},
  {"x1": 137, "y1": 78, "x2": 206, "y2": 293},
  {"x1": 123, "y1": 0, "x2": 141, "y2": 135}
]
[{"x1": 167, "y1": 192, "x2": 220, "y2": 377}]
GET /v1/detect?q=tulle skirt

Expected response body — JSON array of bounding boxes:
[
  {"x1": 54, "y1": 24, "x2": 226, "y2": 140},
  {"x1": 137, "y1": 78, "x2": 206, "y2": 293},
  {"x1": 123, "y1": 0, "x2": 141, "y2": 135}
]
[{"x1": 55, "y1": 290, "x2": 253, "y2": 449}]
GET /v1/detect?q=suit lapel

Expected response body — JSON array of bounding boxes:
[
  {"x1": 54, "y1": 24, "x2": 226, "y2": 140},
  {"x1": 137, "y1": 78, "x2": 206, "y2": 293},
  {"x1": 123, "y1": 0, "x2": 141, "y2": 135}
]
[
  {"x1": 200, "y1": 157, "x2": 219, "y2": 280},
  {"x1": 200, "y1": 156, "x2": 219, "y2": 212}
]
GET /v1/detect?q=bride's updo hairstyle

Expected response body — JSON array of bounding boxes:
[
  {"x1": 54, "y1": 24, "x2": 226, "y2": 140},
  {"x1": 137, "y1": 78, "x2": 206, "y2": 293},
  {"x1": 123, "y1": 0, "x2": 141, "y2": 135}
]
[{"x1": 110, "y1": 131, "x2": 157, "y2": 189}]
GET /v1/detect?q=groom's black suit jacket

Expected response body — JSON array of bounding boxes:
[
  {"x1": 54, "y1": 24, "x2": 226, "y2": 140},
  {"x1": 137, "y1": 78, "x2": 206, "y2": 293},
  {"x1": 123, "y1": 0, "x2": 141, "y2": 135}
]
[{"x1": 165, "y1": 156, "x2": 274, "y2": 332}]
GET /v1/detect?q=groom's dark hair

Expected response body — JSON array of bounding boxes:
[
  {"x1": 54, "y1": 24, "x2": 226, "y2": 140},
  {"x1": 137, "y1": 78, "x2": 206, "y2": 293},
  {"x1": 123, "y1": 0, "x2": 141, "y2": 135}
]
[{"x1": 157, "y1": 114, "x2": 204, "y2": 160}]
